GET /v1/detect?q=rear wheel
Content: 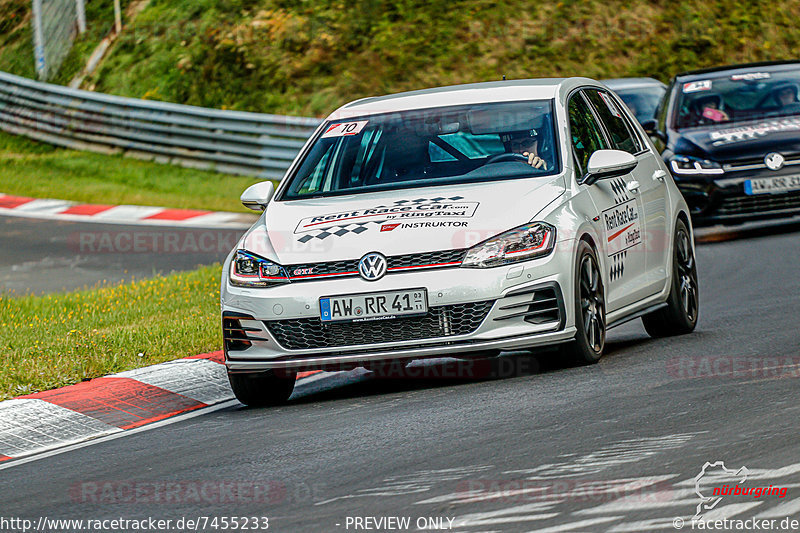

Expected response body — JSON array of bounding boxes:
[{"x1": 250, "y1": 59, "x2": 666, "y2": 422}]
[
  {"x1": 561, "y1": 241, "x2": 606, "y2": 364},
  {"x1": 642, "y1": 219, "x2": 699, "y2": 337},
  {"x1": 228, "y1": 370, "x2": 296, "y2": 407}
]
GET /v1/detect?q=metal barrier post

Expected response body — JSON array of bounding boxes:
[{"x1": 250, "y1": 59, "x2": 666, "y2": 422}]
[
  {"x1": 31, "y1": 0, "x2": 47, "y2": 80},
  {"x1": 75, "y1": 0, "x2": 87, "y2": 34}
]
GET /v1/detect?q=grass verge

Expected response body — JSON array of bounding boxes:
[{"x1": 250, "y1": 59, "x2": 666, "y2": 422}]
[
  {"x1": 0, "y1": 264, "x2": 223, "y2": 401},
  {"x1": 0, "y1": 130, "x2": 261, "y2": 212}
]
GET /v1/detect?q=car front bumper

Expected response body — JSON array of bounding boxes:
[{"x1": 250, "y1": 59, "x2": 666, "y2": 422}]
[
  {"x1": 674, "y1": 171, "x2": 800, "y2": 226},
  {"x1": 221, "y1": 240, "x2": 577, "y2": 373}
]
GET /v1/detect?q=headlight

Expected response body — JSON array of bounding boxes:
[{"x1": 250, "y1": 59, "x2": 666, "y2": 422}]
[
  {"x1": 669, "y1": 155, "x2": 724, "y2": 175},
  {"x1": 462, "y1": 222, "x2": 556, "y2": 268},
  {"x1": 229, "y1": 250, "x2": 289, "y2": 288}
]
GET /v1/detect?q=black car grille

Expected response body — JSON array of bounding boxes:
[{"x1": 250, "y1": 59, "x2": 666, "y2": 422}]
[
  {"x1": 265, "y1": 301, "x2": 493, "y2": 350},
  {"x1": 286, "y1": 249, "x2": 467, "y2": 280},
  {"x1": 723, "y1": 152, "x2": 800, "y2": 171},
  {"x1": 717, "y1": 190, "x2": 800, "y2": 217}
]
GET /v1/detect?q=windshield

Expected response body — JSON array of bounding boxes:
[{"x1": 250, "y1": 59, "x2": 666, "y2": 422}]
[
  {"x1": 281, "y1": 100, "x2": 559, "y2": 200},
  {"x1": 615, "y1": 86, "x2": 665, "y2": 122},
  {"x1": 674, "y1": 67, "x2": 800, "y2": 130}
]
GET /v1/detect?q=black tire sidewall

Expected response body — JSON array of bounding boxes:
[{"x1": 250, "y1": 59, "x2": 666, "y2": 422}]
[
  {"x1": 667, "y1": 219, "x2": 699, "y2": 330},
  {"x1": 569, "y1": 240, "x2": 605, "y2": 364}
]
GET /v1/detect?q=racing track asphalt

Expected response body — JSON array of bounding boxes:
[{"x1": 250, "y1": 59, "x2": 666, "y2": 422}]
[
  {"x1": 2, "y1": 220, "x2": 800, "y2": 532},
  {"x1": 0, "y1": 214, "x2": 244, "y2": 295}
]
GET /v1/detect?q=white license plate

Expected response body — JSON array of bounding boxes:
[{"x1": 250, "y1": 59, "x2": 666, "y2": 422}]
[
  {"x1": 320, "y1": 289, "x2": 428, "y2": 323},
  {"x1": 744, "y1": 175, "x2": 800, "y2": 195}
]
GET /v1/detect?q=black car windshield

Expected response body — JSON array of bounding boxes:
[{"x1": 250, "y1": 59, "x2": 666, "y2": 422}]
[
  {"x1": 616, "y1": 86, "x2": 665, "y2": 122},
  {"x1": 281, "y1": 100, "x2": 558, "y2": 200},
  {"x1": 674, "y1": 67, "x2": 800, "y2": 129}
]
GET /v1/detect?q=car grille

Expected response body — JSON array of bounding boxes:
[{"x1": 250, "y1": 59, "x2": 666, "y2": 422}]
[
  {"x1": 286, "y1": 249, "x2": 467, "y2": 280},
  {"x1": 723, "y1": 152, "x2": 800, "y2": 172},
  {"x1": 717, "y1": 190, "x2": 800, "y2": 217},
  {"x1": 265, "y1": 301, "x2": 493, "y2": 350}
]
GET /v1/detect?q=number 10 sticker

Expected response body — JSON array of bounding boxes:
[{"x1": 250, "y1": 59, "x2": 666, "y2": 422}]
[{"x1": 321, "y1": 120, "x2": 369, "y2": 138}]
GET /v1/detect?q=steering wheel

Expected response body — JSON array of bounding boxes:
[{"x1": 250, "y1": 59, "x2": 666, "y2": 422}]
[{"x1": 486, "y1": 152, "x2": 529, "y2": 164}]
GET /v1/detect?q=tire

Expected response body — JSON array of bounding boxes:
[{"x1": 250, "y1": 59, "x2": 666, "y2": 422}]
[
  {"x1": 642, "y1": 218, "x2": 699, "y2": 337},
  {"x1": 228, "y1": 370, "x2": 296, "y2": 407},
  {"x1": 561, "y1": 240, "x2": 606, "y2": 365}
]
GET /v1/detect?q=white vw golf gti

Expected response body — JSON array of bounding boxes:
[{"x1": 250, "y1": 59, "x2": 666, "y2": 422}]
[{"x1": 222, "y1": 78, "x2": 699, "y2": 406}]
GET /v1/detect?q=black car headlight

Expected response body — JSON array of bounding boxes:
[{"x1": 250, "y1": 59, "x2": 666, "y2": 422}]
[
  {"x1": 229, "y1": 250, "x2": 289, "y2": 288},
  {"x1": 669, "y1": 155, "x2": 724, "y2": 176},
  {"x1": 461, "y1": 222, "x2": 556, "y2": 268}
]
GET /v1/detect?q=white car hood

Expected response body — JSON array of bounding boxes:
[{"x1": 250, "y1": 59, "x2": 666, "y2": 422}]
[{"x1": 242, "y1": 176, "x2": 565, "y2": 265}]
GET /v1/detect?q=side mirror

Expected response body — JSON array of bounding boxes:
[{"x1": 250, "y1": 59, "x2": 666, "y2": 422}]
[
  {"x1": 240, "y1": 181, "x2": 275, "y2": 211},
  {"x1": 580, "y1": 150, "x2": 638, "y2": 186},
  {"x1": 641, "y1": 119, "x2": 667, "y2": 142}
]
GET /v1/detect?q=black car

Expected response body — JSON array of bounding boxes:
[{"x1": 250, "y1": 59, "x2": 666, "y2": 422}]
[
  {"x1": 645, "y1": 61, "x2": 800, "y2": 226},
  {"x1": 602, "y1": 77, "x2": 667, "y2": 124}
]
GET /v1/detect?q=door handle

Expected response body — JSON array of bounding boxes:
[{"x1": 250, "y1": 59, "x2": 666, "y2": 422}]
[
  {"x1": 653, "y1": 170, "x2": 667, "y2": 182},
  {"x1": 627, "y1": 180, "x2": 640, "y2": 193}
]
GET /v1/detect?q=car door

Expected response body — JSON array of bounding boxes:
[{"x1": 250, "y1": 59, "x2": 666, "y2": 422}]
[
  {"x1": 584, "y1": 88, "x2": 670, "y2": 296},
  {"x1": 568, "y1": 90, "x2": 647, "y2": 311}
]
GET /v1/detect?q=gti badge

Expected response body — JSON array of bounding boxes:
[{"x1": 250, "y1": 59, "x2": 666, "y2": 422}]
[
  {"x1": 358, "y1": 252, "x2": 387, "y2": 281},
  {"x1": 765, "y1": 152, "x2": 785, "y2": 171}
]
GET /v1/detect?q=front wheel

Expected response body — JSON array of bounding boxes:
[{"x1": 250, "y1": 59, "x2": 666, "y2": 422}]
[
  {"x1": 561, "y1": 240, "x2": 606, "y2": 364},
  {"x1": 642, "y1": 218, "x2": 699, "y2": 337},
  {"x1": 228, "y1": 370, "x2": 296, "y2": 407}
]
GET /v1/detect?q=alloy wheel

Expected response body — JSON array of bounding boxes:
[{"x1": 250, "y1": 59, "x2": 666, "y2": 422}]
[
  {"x1": 579, "y1": 254, "x2": 605, "y2": 353},
  {"x1": 676, "y1": 229, "x2": 698, "y2": 323}
]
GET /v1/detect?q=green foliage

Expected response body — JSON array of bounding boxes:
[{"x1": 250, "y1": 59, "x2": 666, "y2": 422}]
[
  {"x1": 3, "y1": 0, "x2": 800, "y2": 116},
  {"x1": 0, "y1": 265, "x2": 223, "y2": 400},
  {"x1": 0, "y1": 0, "x2": 133, "y2": 82}
]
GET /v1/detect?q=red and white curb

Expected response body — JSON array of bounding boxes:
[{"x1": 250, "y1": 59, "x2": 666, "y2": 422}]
[
  {"x1": 0, "y1": 351, "x2": 321, "y2": 463},
  {"x1": 0, "y1": 193, "x2": 256, "y2": 229}
]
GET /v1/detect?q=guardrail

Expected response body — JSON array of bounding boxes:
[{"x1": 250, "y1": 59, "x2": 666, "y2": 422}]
[{"x1": 0, "y1": 70, "x2": 322, "y2": 179}]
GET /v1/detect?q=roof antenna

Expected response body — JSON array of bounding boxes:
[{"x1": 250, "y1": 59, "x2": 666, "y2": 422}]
[{"x1": 502, "y1": 74, "x2": 506, "y2": 81}]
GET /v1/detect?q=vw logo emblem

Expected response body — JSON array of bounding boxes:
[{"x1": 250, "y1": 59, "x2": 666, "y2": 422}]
[
  {"x1": 765, "y1": 152, "x2": 785, "y2": 171},
  {"x1": 358, "y1": 252, "x2": 387, "y2": 281}
]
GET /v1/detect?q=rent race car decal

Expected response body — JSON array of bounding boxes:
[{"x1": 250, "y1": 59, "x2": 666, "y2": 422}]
[
  {"x1": 295, "y1": 197, "x2": 479, "y2": 235},
  {"x1": 602, "y1": 198, "x2": 642, "y2": 257},
  {"x1": 709, "y1": 117, "x2": 800, "y2": 146}
]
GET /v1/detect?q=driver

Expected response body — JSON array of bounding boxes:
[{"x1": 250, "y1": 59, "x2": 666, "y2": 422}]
[
  {"x1": 693, "y1": 94, "x2": 729, "y2": 123},
  {"x1": 502, "y1": 130, "x2": 548, "y2": 169}
]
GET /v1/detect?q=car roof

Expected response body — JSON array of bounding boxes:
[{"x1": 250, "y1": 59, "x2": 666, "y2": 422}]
[
  {"x1": 601, "y1": 77, "x2": 667, "y2": 90},
  {"x1": 675, "y1": 60, "x2": 800, "y2": 81},
  {"x1": 326, "y1": 77, "x2": 602, "y2": 119}
]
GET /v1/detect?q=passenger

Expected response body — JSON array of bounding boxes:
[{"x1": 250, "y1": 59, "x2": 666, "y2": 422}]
[{"x1": 774, "y1": 84, "x2": 799, "y2": 107}]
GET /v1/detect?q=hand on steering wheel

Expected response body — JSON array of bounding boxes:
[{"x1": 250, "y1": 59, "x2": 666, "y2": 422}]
[
  {"x1": 485, "y1": 152, "x2": 548, "y2": 169},
  {"x1": 523, "y1": 151, "x2": 548, "y2": 170}
]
